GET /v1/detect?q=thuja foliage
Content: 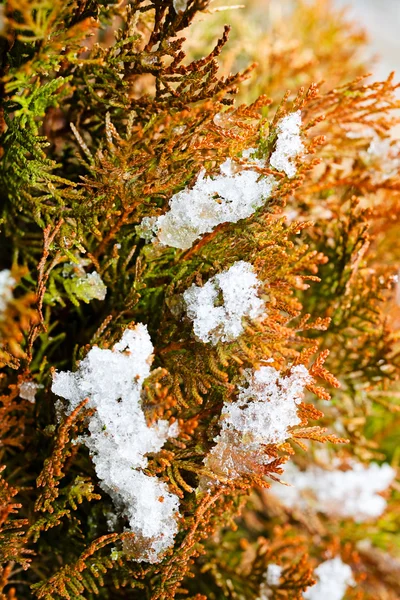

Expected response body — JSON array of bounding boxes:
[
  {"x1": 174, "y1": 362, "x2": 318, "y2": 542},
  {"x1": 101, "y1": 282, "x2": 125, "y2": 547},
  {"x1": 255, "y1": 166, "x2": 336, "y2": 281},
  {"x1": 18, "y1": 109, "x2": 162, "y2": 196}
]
[{"x1": 0, "y1": 0, "x2": 399, "y2": 598}]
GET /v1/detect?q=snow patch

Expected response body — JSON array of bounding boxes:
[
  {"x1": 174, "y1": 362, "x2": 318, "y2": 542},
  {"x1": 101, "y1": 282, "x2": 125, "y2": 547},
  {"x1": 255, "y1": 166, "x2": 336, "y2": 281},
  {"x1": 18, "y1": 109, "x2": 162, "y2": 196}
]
[
  {"x1": 271, "y1": 460, "x2": 395, "y2": 522},
  {"x1": 138, "y1": 155, "x2": 275, "y2": 250},
  {"x1": 257, "y1": 564, "x2": 283, "y2": 599},
  {"x1": 183, "y1": 261, "x2": 266, "y2": 344},
  {"x1": 304, "y1": 558, "x2": 354, "y2": 600},
  {"x1": 52, "y1": 324, "x2": 180, "y2": 563},
  {"x1": 203, "y1": 365, "x2": 311, "y2": 482},
  {"x1": 0, "y1": 270, "x2": 15, "y2": 315},
  {"x1": 270, "y1": 111, "x2": 304, "y2": 178}
]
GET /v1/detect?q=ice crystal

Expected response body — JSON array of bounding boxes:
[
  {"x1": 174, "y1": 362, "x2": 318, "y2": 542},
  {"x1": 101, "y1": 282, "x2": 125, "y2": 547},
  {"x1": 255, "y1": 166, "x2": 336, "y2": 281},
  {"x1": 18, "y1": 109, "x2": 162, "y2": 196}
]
[
  {"x1": 52, "y1": 324, "x2": 180, "y2": 563},
  {"x1": 183, "y1": 261, "x2": 266, "y2": 344},
  {"x1": 303, "y1": 558, "x2": 354, "y2": 600},
  {"x1": 138, "y1": 155, "x2": 275, "y2": 250},
  {"x1": 105, "y1": 510, "x2": 119, "y2": 532},
  {"x1": 19, "y1": 381, "x2": 42, "y2": 403},
  {"x1": 203, "y1": 365, "x2": 311, "y2": 482},
  {"x1": 213, "y1": 111, "x2": 235, "y2": 129},
  {"x1": 270, "y1": 111, "x2": 304, "y2": 178},
  {"x1": 0, "y1": 269, "x2": 15, "y2": 315},
  {"x1": 271, "y1": 460, "x2": 395, "y2": 522}
]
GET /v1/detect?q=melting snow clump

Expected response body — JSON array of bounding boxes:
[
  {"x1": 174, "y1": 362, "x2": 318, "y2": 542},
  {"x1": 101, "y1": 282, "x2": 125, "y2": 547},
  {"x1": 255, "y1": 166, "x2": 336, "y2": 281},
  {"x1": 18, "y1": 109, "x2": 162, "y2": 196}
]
[
  {"x1": 303, "y1": 557, "x2": 354, "y2": 600},
  {"x1": 271, "y1": 460, "x2": 395, "y2": 522},
  {"x1": 183, "y1": 261, "x2": 266, "y2": 344},
  {"x1": 270, "y1": 111, "x2": 304, "y2": 178},
  {"x1": 83, "y1": 272, "x2": 107, "y2": 301},
  {"x1": 62, "y1": 260, "x2": 107, "y2": 303},
  {"x1": 138, "y1": 154, "x2": 275, "y2": 249},
  {"x1": 51, "y1": 324, "x2": 180, "y2": 563},
  {"x1": 203, "y1": 365, "x2": 311, "y2": 482}
]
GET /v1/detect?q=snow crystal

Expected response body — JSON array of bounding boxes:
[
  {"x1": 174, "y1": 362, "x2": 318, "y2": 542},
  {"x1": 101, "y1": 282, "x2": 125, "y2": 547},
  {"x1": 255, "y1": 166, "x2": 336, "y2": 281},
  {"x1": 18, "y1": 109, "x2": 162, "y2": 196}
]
[
  {"x1": 213, "y1": 111, "x2": 235, "y2": 129},
  {"x1": 203, "y1": 365, "x2": 311, "y2": 482},
  {"x1": 257, "y1": 564, "x2": 282, "y2": 599},
  {"x1": 304, "y1": 557, "x2": 354, "y2": 600},
  {"x1": 52, "y1": 324, "x2": 180, "y2": 563},
  {"x1": 137, "y1": 122, "x2": 305, "y2": 250},
  {"x1": 0, "y1": 269, "x2": 15, "y2": 314},
  {"x1": 270, "y1": 111, "x2": 304, "y2": 178},
  {"x1": 138, "y1": 155, "x2": 275, "y2": 250},
  {"x1": 183, "y1": 261, "x2": 266, "y2": 344},
  {"x1": 271, "y1": 460, "x2": 395, "y2": 522}
]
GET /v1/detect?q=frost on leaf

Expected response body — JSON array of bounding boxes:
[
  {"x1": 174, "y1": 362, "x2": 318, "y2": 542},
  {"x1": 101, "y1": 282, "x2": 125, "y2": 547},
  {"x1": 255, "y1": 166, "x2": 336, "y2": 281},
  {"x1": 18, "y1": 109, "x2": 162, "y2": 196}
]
[
  {"x1": 0, "y1": 269, "x2": 15, "y2": 315},
  {"x1": 138, "y1": 155, "x2": 275, "y2": 250},
  {"x1": 51, "y1": 324, "x2": 180, "y2": 563},
  {"x1": 183, "y1": 261, "x2": 266, "y2": 344},
  {"x1": 270, "y1": 111, "x2": 304, "y2": 178},
  {"x1": 271, "y1": 460, "x2": 395, "y2": 522},
  {"x1": 203, "y1": 365, "x2": 311, "y2": 483},
  {"x1": 304, "y1": 557, "x2": 354, "y2": 600}
]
